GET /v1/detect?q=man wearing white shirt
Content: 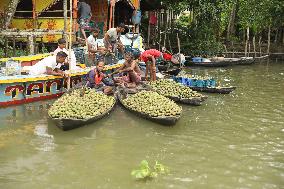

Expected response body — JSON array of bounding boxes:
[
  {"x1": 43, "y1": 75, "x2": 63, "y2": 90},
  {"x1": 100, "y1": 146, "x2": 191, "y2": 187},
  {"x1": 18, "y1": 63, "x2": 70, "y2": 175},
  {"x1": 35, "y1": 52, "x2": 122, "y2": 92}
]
[
  {"x1": 29, "y1": 51, "x2": 68, "y2": 76},
  {"x1": 53, "y1": 38, "x2": 80, "y2": 71},
  {"x1": 87, "y1": 28, "x2": 107, "y2": 54}
]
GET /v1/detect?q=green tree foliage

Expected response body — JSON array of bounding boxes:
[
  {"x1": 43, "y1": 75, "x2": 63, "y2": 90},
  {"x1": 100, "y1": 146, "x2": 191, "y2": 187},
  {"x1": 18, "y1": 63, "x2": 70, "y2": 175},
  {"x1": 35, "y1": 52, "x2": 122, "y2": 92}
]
[{"x1": 161, "y1": 0, "x2": 284, "y2": 55}]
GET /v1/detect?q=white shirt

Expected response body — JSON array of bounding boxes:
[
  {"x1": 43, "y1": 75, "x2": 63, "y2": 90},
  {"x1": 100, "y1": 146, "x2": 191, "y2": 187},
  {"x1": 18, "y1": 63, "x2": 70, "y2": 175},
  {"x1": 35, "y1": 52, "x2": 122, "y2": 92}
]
[
  {"x1": 53, "y1": 48, "x2": 79, "y2": 71},
  {"x1": 106, "y1": 28, "x2": 119, "y2": 42},
  {"x1": 29, "y1": 56, "x2": 60, "y2": 75},
  {"x1": 87, "y1": 35, "x2": 99, "y2": 50}
]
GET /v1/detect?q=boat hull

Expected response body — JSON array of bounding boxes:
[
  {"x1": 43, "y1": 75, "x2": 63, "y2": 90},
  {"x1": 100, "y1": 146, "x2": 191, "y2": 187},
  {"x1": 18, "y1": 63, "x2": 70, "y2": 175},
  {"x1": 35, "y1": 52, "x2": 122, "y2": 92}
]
[
  {"x1": 51, "y1": 102, "x2": 116, "y2": 131},
  {"x1": 116, "y1": 88, "x2": 180, "y2": 126},
  {"x1": 189, "y1": 86, "x2": 236, "y2": 94}
]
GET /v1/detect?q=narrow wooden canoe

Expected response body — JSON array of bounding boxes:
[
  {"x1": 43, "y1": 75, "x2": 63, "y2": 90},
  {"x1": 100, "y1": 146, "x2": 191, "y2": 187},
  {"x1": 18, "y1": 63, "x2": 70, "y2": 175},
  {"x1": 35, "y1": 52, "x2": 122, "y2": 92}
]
[
  {"x1": 51, "y1": 98, "x2": 116, "y2": 131},
  {"x1": 186, "y1": 57, "x2": 255, "y2": 67},
  {"x1": 145, "y1": 84, "x2": 207, "y2": 106},
  {"x1": 116, "y1": 88, "x2": 180, "y2": 126},
  {"x1": 189, "y1": 86, "x2": 236, "y2": 94}
]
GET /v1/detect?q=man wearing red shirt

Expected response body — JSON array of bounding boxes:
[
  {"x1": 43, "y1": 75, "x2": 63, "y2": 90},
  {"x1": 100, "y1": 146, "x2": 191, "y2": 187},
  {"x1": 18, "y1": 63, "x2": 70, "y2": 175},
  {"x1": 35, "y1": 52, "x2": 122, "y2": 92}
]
[{"x1": 140, "y1": 49, "x2": 162, "y2": 81}]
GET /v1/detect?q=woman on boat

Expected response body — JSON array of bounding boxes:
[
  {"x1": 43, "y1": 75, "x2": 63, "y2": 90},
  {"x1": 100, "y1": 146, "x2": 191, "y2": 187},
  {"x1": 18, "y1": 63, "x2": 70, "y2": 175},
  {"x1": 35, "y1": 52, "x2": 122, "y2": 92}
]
[
  {"x1": 86, "y1": 61, "x2": 113, "y2": 95},
  {"x1": 140, "y1": 49, "x2": 162, "y2": 81}
]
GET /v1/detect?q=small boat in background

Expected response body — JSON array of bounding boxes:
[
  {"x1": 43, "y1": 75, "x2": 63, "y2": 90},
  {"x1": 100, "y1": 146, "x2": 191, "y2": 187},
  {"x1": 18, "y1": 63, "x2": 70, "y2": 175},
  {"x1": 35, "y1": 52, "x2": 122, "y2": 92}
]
[{"x1": 186, "y1": 57, "x2": 255, "y2": 67}]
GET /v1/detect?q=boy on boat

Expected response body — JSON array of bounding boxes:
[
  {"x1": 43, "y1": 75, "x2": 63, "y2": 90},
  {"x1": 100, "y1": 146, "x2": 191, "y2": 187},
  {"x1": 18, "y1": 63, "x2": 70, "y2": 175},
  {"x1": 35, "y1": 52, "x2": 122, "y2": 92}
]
[
  {"x1": 87, "y1": 28, "x2": 108, "y2": 63},
  {"x1": 110, "y1": 52, "x2": 141, "y2": 88},
  {"x1": 53, "y1": 38, "x2": 79, "y2": 71},
  {"x1": 29, "y1": 51, "x2": 69, "y2": 77},
  {"x1": 140, "y1": 49, "x2": 162, "y2": 81},
  {"x1": 86, "y1": 61, "x2": 113, "y2": 95}
]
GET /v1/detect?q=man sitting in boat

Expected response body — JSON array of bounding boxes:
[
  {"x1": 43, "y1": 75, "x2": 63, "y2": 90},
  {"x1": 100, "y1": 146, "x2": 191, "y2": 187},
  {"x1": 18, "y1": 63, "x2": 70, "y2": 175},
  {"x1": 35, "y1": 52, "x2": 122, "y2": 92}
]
[
  {"x1": 140, "y1": 49, "x2": 162, "y2": 81},
  {"x1": 110, "y1": 52, "x2": 141, "y2": 88},
  {"x1": 53, "y1": 38, "x2": 80, "y2": 71},
  {"x1": 87, "y1": 28, "x2": 108, "y2": 63},
  {"x1": 28, "y1": 51, "x2": 68, "y2": 77},
  {"x1": 86, "y1": 61, "x2": 113, "y2": 95}
]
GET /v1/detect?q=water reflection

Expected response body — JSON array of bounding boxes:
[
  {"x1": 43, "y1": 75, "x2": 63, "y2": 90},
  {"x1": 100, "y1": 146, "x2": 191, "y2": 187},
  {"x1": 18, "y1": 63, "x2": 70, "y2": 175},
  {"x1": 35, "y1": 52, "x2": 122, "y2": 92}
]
[{"x1": 30, "y1": 123, "x2": 56, "y2": 152}]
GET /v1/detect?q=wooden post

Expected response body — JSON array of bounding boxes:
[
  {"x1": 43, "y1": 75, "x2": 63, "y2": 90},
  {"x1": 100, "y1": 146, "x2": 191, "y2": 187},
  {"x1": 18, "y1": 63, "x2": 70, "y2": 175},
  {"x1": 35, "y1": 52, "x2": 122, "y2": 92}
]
[
  {"x1": 245, "y1": 26, "x2": 249, "y2": 57},
  {"x1": 4, "y1": 38, "x2": 8, "y2": 57},
  {"x1": 112, "y1": 5, "x2": 115, "y2": 28},
  {"x1": 63, "y1": 0, "x2": 68, "y2": 45},
  {"x1": 259, "y1": 36, "x2": 262, "y2": 56},
  {"x1": 177, "y1": 33, "x2": 180, "y2": 54},
  {"x1": 163, "y1": 10, "x2": 168, "y2": 48},
  {"x1": 147, "y1": 11, "x2": 150, "y2": 47},
  {"x1": 253, "y1": 35, "x2": 256, "y2": 57},
  {"x1": 158, "y1": 11, "x2": 161, "y2": 51},
  {"x1": 13, "y1": 36, "x2": 16, "y2": 56},
  {"x1": 67, "y1": 0, "x2": 73, "y2": 91},
  {"x1": 28, "y1": 35, "x2": 35, "y2": 55},
  {"x1": 267, "y1": 25, "x2": 271, "y2": 54},
  {"x1": 32, "y1": 0, "x2": 37, "y2": 29},
  {"x1": 248, "y1": 42, "x2": 251, "y2": 57}
]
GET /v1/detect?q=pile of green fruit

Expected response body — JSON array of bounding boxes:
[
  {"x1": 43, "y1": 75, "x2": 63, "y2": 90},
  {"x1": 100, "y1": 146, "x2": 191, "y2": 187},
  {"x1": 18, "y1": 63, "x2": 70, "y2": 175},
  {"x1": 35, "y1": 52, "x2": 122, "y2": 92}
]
[
  {"x1": 123, "y1": 91, "x2": 182, "y2": 117},
  {"x1": 149, "y1": 79, "x2": 203, "y2": 99},
  {"x1": 48, "y1": 89, "x2": 115, "y2": 119}
]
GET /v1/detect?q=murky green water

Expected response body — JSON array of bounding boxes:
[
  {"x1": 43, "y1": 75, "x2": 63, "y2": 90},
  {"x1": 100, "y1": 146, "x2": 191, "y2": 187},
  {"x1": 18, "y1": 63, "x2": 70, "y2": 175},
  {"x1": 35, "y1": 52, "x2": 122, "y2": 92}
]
[{"x1": 0, "y1": 60, "x2": 283, "y2": 189}]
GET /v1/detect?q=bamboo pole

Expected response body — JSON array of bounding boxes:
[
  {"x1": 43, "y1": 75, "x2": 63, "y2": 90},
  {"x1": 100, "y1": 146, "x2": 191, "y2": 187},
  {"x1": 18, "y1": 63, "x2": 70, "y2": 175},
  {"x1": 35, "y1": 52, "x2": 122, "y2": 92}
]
[
  {"x1": 259, "y1": 36, "x2": 262, "y2": 56},
  {"x1": 158, "y1": 11, "x2": 161, "y2": 51},
  {"x1": 63, "y1": 0, "x2": 68, "y2": 45},
  {"x1": 4, "y1": 38, "x2": 8, "y2": 57},
  {"x1": 253, "y1": 35, "x2": 256, "y2": 57},
  {"x1": 147, "y1": 11, "x2": 150, "y2": 47},
  {"x1": 267, "y1": 25, "x2": 271, "y2": 54},
  {"x1": 67, "y1": 0, "x2": 73, "y2": 91},
  {"x1": 177, "y1": 33, "x2": 180, "y2": 54},
  {"x1": 244, "y1": 26, "x2": 249, "y2": 57}
]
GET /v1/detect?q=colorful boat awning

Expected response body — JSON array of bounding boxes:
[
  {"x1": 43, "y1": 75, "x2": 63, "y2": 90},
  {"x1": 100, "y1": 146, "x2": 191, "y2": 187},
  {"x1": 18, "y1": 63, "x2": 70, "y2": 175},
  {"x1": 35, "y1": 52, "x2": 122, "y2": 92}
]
[{"x1": 36, "y1": 0, "x2": 60, "y2": 15}]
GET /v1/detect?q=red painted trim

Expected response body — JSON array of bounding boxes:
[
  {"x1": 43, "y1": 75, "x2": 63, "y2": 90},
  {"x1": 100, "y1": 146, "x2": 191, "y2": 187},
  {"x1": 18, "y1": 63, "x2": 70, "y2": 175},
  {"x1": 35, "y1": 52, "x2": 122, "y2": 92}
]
[{"x1": 0, "y1": 93, "x2": 64, "y2": 107}]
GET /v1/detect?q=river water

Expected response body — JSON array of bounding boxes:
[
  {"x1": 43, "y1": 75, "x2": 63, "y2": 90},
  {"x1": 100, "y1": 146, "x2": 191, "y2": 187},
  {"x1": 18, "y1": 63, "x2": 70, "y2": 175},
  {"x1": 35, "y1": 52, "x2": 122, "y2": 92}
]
[{"x1": 0, "y1": 60, "x2": 283, "y2": 189}]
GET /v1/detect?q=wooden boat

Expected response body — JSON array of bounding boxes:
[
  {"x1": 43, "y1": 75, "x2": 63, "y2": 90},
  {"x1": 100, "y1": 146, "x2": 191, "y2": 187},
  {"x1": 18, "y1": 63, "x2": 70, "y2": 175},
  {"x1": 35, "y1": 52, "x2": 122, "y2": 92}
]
[
  {"x1": 186, "y1": 57, "x2": 255, "y2": 67},
  {"x1": 51, "y1": 99, "x2": 116, "y2": 131},
  {"x1": 189, "y1": 86, "x2": 236, "y2": 94},
  {"x1": 162, "y1": 68, "x2": 181, "y2": 76},
  {"x1": 116, "y1": 87, "x2": 180, "y2": 126},
  {"x1": 166, "y1": 95, "x2": 206, "y2": 106},
  {"x1": 144, "y1": 84, "x2": 207, "y2": 106},
  {"x1": 0, "y1": 54, "x2": 122, "y2": 107}
]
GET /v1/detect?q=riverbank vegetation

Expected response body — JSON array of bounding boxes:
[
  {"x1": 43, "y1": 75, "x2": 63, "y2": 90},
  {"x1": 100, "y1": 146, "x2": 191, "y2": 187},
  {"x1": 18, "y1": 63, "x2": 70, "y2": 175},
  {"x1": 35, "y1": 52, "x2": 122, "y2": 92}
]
[{"x1": 142, "y1": 0, "x2": 284, "y2": 57}]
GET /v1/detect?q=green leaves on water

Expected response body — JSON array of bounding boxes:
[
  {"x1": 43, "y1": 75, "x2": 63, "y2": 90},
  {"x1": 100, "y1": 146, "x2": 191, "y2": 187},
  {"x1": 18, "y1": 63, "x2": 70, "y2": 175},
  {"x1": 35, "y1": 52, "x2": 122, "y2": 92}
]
[{"x1": 131, "y1": 160, "x2": 169, "y2": 180}]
